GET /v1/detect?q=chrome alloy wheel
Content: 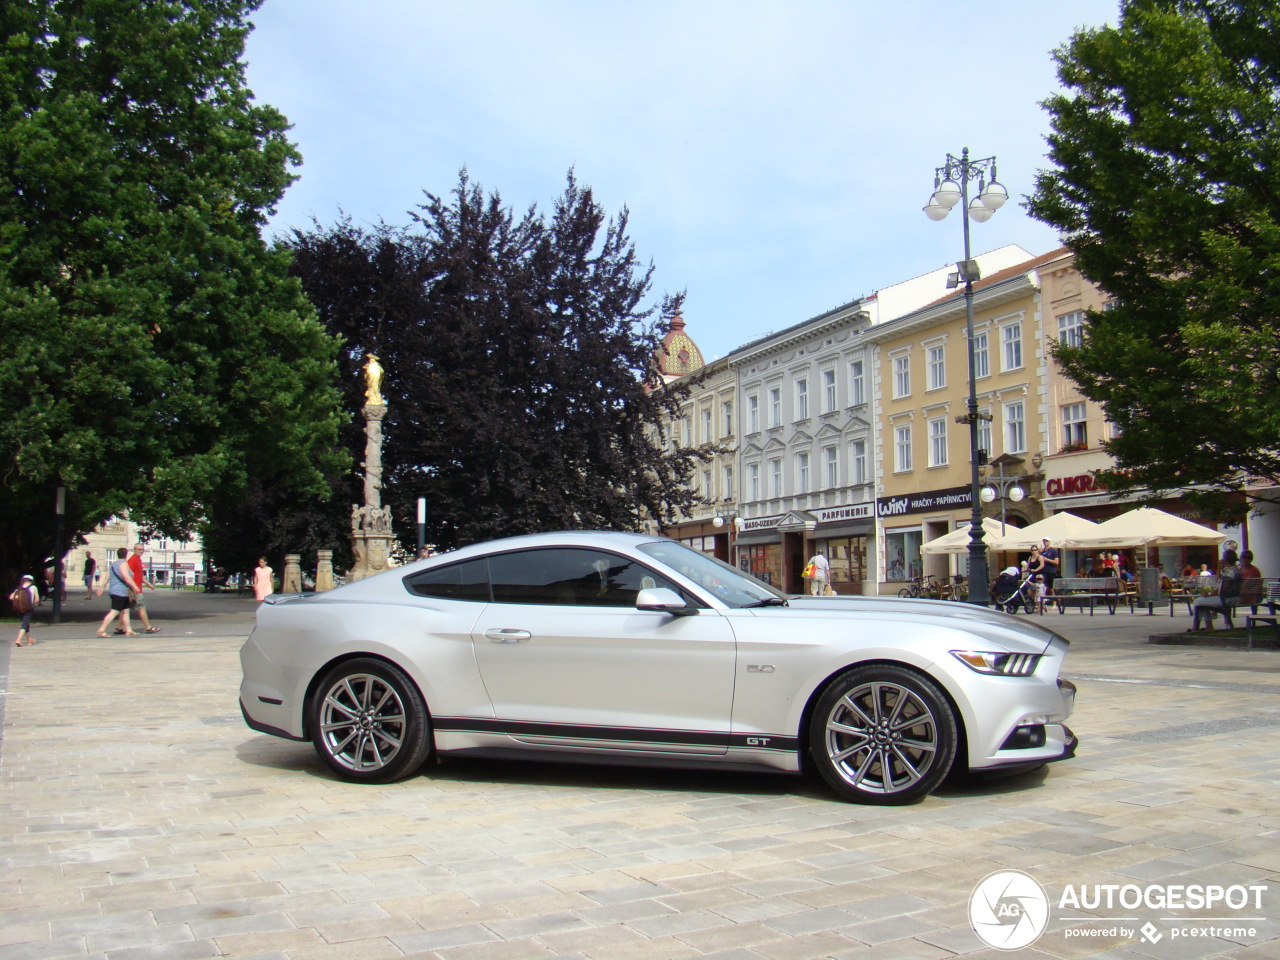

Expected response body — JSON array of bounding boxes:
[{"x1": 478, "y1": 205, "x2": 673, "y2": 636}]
[
  {"x1": 318, "y1": 672, "x2": 409, "y2": 773},
  {"x1": 812, "y1": 665, "x2": 956, "y2": 803}
]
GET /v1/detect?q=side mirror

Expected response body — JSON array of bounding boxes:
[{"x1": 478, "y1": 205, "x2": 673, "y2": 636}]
[{"x1": 636, "y1": 587, "x2": 697, "y2": 617}]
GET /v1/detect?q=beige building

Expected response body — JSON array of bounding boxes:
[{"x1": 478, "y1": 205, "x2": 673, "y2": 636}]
[
  {"x1": 866, "y1": 250, "x2": 1066, "y2": 591},
  {"x1": 69, "y1": 518, "x2": 205, "y2": 592}
]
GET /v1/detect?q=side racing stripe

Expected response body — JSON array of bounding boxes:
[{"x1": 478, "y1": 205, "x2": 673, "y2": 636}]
[{"x1": 432, "y1": 716, "x2": 799, "y2": 752}]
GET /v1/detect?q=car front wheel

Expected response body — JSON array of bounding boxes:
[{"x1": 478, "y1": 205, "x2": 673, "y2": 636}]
[
  {"x1": 810, "y1": 664, "x2": 957, "y2": 805},
  {"x1": 310, "y1": 658, "x2": 432, "y2": 783}
]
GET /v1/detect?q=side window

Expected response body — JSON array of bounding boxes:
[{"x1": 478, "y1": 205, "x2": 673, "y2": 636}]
[
  {"x1": 403, "y1": 558, "x2": 490, "y2": 601},
  {"x1": 488, "y1": 548, "x2": 676, "y2": 607}
]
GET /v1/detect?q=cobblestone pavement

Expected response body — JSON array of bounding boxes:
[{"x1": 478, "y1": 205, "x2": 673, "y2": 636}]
[{"x1": 2, "y1": 601, "x2": 1278, "y2": 959}]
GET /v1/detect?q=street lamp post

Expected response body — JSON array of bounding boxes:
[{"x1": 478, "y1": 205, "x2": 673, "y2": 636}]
[
  {"x1": 923, "y1": 147, "x2": 1007, "y2": 605},
  {"x1": 980, "y1": 465, "x2": 1026, "y2": 536},
  {"x1": 52, "y1": 486, "x2": 65, "y2": 624}
]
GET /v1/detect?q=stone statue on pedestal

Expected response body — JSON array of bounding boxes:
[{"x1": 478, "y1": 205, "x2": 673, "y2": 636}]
[{"x1": 348, "y1": 353, "x2": 397, "y2": 582}]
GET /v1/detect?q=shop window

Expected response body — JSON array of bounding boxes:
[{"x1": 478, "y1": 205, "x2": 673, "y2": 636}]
[{"x1": 885, "y1": 530, "x2": 923, "y2": 582}]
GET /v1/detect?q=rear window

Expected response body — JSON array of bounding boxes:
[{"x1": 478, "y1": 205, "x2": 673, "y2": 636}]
[{"x1": 403, "y1": 558, "x2": 490, "y2": 602}]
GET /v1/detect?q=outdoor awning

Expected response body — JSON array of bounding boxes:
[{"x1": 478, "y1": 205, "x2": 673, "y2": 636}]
[
  {"x1": 734, "y1": 529, "x2": 780, "y2": 546},
  {"x1": 814, "y1": 520, "x2": 874, "y2": 539},
  {"x1": 987, "y1": 512, "x2": 1100, "y2": 552},
  {"x1": 1060, "y1": 506, "x2": 1226, "y2": 550},
  {"x1": 920, "y1": 517, "x2": 1006, "y2": 555}
]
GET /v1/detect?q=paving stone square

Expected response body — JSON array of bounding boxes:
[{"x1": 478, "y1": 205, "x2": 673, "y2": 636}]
[{"x1": 2, "y1": 595, "x2": 1278, "y2": 958}]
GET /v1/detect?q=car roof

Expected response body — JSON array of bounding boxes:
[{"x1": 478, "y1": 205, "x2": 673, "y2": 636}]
[{"x1": 434, "y1": 530, "x2": 667, "y2": 562}]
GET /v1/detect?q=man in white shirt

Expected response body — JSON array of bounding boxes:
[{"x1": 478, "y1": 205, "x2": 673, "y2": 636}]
[{"x1": 808, "y1": 551, "x2": 831, "y2": 596}]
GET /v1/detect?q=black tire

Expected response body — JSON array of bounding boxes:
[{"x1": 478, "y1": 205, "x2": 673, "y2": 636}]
[
  {"x1": 809, "y1": 664, "x2": 958, "y2": 805},
  {"x1": 898, "y1": 588, "x2": 915, "y2": 598},
  {"x1": 310, "y1": 658, "x2": 432, "y2": 783}
]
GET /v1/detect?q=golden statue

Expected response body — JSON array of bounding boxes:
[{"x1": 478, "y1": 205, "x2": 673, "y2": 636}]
[{"x1": 363, "y1": 353, "x2": 385, "y2": 407}]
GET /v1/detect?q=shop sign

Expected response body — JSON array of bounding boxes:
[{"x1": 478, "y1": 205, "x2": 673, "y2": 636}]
[
  {"x1": 877, "y1": 486, "x2": 972, "y2": 518},
  {"x1": 739, "y1": 515, "x2": 782, "y2": 532},
  {"x1": 1046, "y1": 473, "x2": 1107, "y2": 496},
  {"x1": 816, "y1": 503, "x2": 873, "y2": 523}
]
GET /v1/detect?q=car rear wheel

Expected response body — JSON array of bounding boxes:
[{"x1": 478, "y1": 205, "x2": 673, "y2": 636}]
[
  {"x1": 311, "y1": 658, "x2": 432, "y2": 783},
  {"x1": 810, "y1": 665, "x2": 957, "y2": 805}
]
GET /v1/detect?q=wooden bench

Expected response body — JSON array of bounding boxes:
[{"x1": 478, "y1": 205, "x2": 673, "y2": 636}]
[{"x1": 1053, "y1": 577, "x2": 1121, "y2": 615}]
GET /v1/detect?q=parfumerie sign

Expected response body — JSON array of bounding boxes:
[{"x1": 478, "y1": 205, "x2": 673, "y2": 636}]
[
  {"x1": 816, "y1": 504, "x2": 873, "y2": 523},
  {"x1": 740, "y1": 503, "x2": 873, "y2": 532},
  {"x1": 877, "y1": 486, "x2": 972, "y2": 518}
]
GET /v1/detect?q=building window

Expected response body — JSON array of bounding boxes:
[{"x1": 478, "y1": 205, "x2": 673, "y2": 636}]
[
  {"x1": 893, "y1": 355, "x2": 911, "y2": 399},
  {"x1": 822, "y1": 369, "x2": 837, "y2": 413},
  {"x1": 927, "y1": 344, "x2": 945, "y2": 390},
  {"x1": 795, "y1": 378, "x2": 809, "y2": 420},
  {"x1": 768, "y1": 387, "x2": 781, "y2": 428},
  {"x1": 824, "y1": 445, "x2": 838, "y2": 488},
  {"x1": 797, "y1": 451, "x2": 810, "y2": 493},
  {"x1": 928, "y1": 417, "x2": 948, "y2": 467},
  {"x1": 977, "y1": 406, "x2": 992, "y2": 461},
  {"x1": 850, "y1": 359, "x2": 866, "y2": 406},
  {"x1": 769, "y1": 458, "x2": 782, "y2": 498},
  {"x1": 723, "y1": 465, "x2": 734, "y2": 500},
  {"x1": 702, "y1": 409, "x2": 712, "y2": 443},
  {"x1": 1058, "y1": 310, "x2": 1085, "y2": 348},
  {"x1": 1005, "y1": 400, "x2": 1026, "y2": 453},
  {"x1": 722, "y1": 401, "x2": 733, "y2": 437},
  {"x1": 702, "y1": 469, "x2": 712, "y2": 498},
  {"x1": 747, "y1": 395, "x2": 759, "y2": 433},
  {"x1": 894, "y1": 424, "x2": 913, "y2": 472},
  {"x1": 973, "y1": 330, "x2": 990, "y2": 379},
  {"x1": 1002, "y1": 321, "x2": 1023, "y2": 371},
  {"x1": 748, "y1": 462, "x2": 760, "y2": 500},
  {"x1": 681, "y1": 416, "x2": 691, "y2": 447},
  {"x1": 851, "y1": 440, "x2": 867, "y2": 484},
  {"x1": 1062, "y1": 402, "x2": 1087, "y2": 449}
]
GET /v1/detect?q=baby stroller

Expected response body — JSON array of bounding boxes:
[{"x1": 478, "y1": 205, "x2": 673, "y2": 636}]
[{"x1": 990, "y1": 566, "x2": 1037, "y2": 615}]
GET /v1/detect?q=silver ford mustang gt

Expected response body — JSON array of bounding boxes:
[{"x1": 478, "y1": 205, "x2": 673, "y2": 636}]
[{"x1": 240, "y1": 531, "x2": 1076, "y2": 804}]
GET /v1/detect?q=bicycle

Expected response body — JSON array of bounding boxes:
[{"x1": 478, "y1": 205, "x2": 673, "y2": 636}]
[{"x1": 898, "y1": 575, "x2": 946, "y2": 599}]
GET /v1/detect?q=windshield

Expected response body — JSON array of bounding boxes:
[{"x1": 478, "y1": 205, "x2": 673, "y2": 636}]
[{"x1": 638, "y1": 540, "x2": 790, "y2": 608}]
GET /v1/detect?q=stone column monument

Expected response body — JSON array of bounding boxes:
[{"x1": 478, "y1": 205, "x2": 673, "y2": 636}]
[{"x1": 348, "y1": 354, "x2": 397, "y2": 582}]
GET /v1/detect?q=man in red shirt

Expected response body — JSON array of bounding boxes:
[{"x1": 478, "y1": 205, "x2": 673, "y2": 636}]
[{"x1": 125, "y1": 543, "x2": 160, "y2": 634}]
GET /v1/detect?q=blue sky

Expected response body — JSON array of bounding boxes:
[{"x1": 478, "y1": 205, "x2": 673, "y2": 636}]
[{"x1": 244, "y1": 0, "x2": 1120, "y2": 360}]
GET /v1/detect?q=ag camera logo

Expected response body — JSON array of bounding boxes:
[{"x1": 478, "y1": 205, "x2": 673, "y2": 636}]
[{"x1": 970, "y1": 869, "x2": 1050, "y2": 950}]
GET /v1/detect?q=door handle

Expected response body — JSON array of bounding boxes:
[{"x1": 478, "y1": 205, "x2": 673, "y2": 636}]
[{"x1": 484, "y1": 628, "x2": 531, "y2": 643}]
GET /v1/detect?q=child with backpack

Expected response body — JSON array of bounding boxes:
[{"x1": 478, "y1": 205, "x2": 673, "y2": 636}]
[{"x1": 10, "y1": 574, "x2": 38, "y2": 646}]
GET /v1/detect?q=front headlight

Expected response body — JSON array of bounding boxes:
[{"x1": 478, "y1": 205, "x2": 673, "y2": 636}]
[{"x1": 950, "y1": 650, "x2": 1041, "y2": 676}]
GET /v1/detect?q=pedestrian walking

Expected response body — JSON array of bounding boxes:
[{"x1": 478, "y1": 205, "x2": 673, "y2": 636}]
[
  {"x1": 253, "y1": 556, "x2": 275, "y2": 602},
  {"x1": 806, "y1": 550, "x2": 831, "y2": 596},
  {"x1": 124, "y1": 543, "x2": 161, "y2": 633},
  {"x1": 96, "y1": 548, "x2": 139, "y2": 637},
  {"x1": 1040, "y1": 539, "x2": 1061, "y2": 593},
  {"x1": 83, "y1": 553, "x2": 97, "y2": 600},
  {"x1": 10, "y1": 574, "x2": 38, "y2": 646}
]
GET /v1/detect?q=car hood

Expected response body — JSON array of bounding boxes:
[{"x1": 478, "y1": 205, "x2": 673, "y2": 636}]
[{"x1": 784, "y1": 595, "x2": 1066, "y2": 655}]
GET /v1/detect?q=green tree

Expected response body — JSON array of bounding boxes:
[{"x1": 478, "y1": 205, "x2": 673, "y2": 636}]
[
  {"x1": 0, "y1": 0, "x2": 347, "y2": 585},
  {"x1": 1028, "y1": 0, "x2": 1280, "y2": 515},
  {"x1": 288, "y1": 172, "x2": 709, "y2": 551}
]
